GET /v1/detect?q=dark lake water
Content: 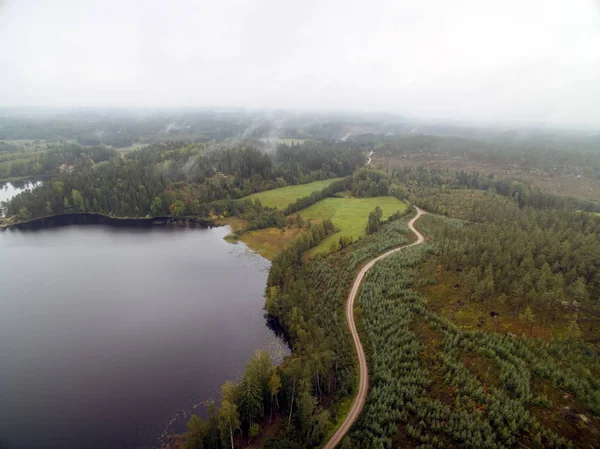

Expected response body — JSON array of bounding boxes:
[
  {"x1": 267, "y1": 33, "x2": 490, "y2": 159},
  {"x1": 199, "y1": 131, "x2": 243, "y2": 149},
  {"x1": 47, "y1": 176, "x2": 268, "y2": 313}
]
[{"x1": 0, "y1": 225, "x2": 287, "y2": 449}]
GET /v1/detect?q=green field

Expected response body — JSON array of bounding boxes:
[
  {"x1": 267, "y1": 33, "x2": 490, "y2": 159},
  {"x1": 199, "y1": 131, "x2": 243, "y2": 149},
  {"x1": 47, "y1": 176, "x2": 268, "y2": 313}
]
[
  {"x1": 242, "y1": 178, "x2": 342, "y2": 210},
  {"x1": 301, "y1": 196, "x2": 407, "y2": 256}
]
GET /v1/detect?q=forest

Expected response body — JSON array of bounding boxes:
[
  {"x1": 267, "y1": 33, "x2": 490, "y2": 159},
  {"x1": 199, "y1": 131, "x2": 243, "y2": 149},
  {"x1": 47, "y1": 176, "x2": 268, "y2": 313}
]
[
  {"x1": 367, "y1": 135, "x2": 600, "y2": 202},
  {"x1": 0, "y1": 140, "x2": 365, "y2": 223},
  {"x1": 0, "y1": 142, "x2": 117, "y2": 180}
]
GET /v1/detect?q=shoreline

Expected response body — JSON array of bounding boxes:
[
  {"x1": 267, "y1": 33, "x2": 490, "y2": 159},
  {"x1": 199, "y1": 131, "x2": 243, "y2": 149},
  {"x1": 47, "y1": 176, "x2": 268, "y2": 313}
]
[
  {"x1": 0, "y1": 174, "x2": 54, "y2": 185},
  {"x1": 1, "y1": 212, "x2": 215, "y2": 231}
]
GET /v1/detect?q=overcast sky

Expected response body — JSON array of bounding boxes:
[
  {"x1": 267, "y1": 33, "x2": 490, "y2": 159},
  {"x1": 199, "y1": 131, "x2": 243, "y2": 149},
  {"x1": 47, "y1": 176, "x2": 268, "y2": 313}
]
[{"x1": 1, "y1": 0, "x2": 599, "y2": 126}]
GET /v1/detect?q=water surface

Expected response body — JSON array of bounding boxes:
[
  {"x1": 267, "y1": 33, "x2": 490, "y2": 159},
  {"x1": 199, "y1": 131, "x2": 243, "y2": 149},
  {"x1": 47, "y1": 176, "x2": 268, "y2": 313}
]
[
  {"x1": 0, "y1": 181, "x2": 44, "y2": 204},
  {"x1": 0, "y1": 225, "x2": 286, "y2": 449}
]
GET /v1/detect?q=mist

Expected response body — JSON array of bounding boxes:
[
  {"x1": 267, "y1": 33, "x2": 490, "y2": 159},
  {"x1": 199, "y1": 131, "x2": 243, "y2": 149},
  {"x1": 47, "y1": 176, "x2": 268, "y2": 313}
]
[{"x1": 1, "y1": 0, "x2": 599, "y2": 127}]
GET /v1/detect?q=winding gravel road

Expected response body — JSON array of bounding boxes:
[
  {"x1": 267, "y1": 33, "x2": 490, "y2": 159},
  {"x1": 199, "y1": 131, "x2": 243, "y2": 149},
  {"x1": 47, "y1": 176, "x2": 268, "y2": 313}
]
[{"x1": 323, "y1": 206, "x2": 427, "y2": 449}]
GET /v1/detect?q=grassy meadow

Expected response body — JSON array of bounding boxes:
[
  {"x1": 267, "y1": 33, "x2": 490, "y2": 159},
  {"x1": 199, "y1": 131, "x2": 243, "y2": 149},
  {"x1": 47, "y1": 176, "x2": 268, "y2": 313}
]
[
  {"x1": 242, "y1": 178, "x2": 342, "y2": 210},
  {"x1": 301, "y1": 196, "x2": 407, "y2": 256},
  {"x1": 231, "y1": 181, "x2": 407, "y2": 260},
  {"x1": 239, "y1": 227, "x2": 305, "y2": 260}
]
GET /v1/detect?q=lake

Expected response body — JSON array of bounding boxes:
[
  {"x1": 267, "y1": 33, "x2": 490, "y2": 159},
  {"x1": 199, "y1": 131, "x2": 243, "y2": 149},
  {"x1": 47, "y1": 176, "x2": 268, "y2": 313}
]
[
  {"x1": 0, "y1": 224, "x2": 287, "y2": 449},
  {"x1": 0, "y1": 181, "x2": 44, "y2": 205}
]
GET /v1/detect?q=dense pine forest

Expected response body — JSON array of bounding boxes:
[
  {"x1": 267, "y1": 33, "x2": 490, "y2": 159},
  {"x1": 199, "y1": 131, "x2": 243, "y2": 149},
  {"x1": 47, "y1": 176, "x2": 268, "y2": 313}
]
[
  {"x1": 0, "y1": 141, "x2": 364, "y2": 222},
  {"x1": 2, "y1": 121, "x2": 600, "y2": 449}
]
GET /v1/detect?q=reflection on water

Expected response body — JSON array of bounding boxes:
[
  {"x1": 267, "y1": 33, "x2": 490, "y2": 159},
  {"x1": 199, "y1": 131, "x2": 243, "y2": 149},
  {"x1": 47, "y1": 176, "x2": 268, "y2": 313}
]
[
  {"x1": 0, "y1": 224, "x2": 288, "y2": 449},
  {"x1": 0, "y1": 180, "x2": 44, "y2": 205}
]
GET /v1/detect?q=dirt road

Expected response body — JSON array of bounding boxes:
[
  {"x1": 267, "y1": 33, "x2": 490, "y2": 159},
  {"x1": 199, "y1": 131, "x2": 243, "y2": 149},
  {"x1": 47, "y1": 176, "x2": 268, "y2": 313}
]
[{"x1": 322, "y1": 206, "x2": 427, "y2": 449}]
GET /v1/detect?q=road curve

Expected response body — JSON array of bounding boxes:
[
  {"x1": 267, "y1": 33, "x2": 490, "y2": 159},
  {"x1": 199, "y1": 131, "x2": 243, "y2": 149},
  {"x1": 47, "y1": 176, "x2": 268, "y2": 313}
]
[{"x1": 323, "y1": 206, "x2": 427, "y2": 449}]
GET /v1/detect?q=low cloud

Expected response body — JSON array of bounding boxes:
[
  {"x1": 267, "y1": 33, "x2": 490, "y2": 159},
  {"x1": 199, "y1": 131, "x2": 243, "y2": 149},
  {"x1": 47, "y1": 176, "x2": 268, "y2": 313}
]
[{"x1": 0, "y1": 0, "x2": 599, "y2": 127}]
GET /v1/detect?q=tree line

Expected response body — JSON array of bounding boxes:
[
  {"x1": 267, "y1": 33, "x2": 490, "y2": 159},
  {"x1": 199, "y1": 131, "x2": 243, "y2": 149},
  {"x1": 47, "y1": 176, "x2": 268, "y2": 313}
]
[
  {"x1": 386, "y1": 166, "x2": 600, "y2": 214},
  {"x1": 0, "y1": 143, "x2": 117, "y2": 180},
  {"x1": 178, "y1": 350, "x2": 287, "y2": 449},
  {"x1": 371, "y1": 134, "x2": 600, "y2": 179},
  {"x1": 1, "y1": 141, "x2": 365, "y2": 222}
]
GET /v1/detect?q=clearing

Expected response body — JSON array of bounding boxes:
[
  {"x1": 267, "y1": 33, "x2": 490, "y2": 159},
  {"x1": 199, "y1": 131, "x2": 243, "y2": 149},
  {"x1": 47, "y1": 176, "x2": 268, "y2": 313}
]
[
  {"x1": 225, "y1": 193, "x2": 406, "y2": 260},
  {"x1": 115, "y1": 143, "x2": 149, "y2": 154},
  {"x1": 214, "y1": 216, "x2": 304, "y2": 260},
  {"x1": 301, "y1": 196, "x2": 407, "y2": 256},
  {"x1": 373, "y1": 151, "x2": 600, "y2": 202},
  {"x1": 239, "y1": 227, "x2": 305, "y2": 260},
  {"x1": 259, "y1": 138, "x2": 307, "y2": 146},
  {"x1": 242, "y1": 178, "x2": 342, "y2": 210}
]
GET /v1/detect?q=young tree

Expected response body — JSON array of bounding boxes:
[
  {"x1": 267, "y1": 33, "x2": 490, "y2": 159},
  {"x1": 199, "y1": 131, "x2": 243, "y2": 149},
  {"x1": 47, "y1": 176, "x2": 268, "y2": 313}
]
[
  {"x1": 221, "y1": 381, "x2": 238, "y2": 404},
  {"x1": 218, "y1": 400, "x2": 240, "y2": 449},
  {"x1": 284, "y1": 358, "x2": 303, "y2": 426},
  {"x1": 566, "y1": 314, "x2": 581, "y2": 340},
  {"x1": 53, "y1": 181, "x2": 64, "y2": 196},
  {"x1": 150, "y1": 196, "x2": 163, "y2": 216},
  {"x1": 18, "y1": 207, "x2": 31, "y2": 220},
  {"x1": 183, "y1": 414, "x2": 206, "y2": 449},
  {"x1": 308, "y1": 407, "x2": 331, "y2": 446},
  {"x1": 519, "y1": 306, "x2": 535, "y2": 336},
  {"x1": 268, "y1": 372, "x2": 281, "y2": 419},
  {"x1": 366, "y1": 209, "x2": 381, "y2": 234},
  {"x1": 297, "y1": 391, "x2": 316, "y2": 437},
  {"x1": 571, "y1": 277, "x2": 590, "y2": 306},
  {"x1": 238, "y1": 366, "x2": 263, "y2": 425},
  {"x1": 71, "y1": 189, "x2": 84, "y2": 211},
  {"x1": 169, "y1": 199, "x2": 186, "y2": 216},
  {"x1": 206, "y1": 401, "x2": 220, "y2": 449},
  {"x1": 339, "y1": 235, "x2": 353, "y2": 249},
  {"x1": 248, "y1": 423, "x2": 259, "y2": 445},
  {"x1": 252, "y1": 350, "x2": 273, "y2": 393}
]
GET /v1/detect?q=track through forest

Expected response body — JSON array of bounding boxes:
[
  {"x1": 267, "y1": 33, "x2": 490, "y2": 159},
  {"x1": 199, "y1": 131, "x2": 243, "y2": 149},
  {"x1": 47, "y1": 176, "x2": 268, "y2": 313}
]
[{"x1": 323, "y1": 206, "x2": 427, "y2": 449}]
